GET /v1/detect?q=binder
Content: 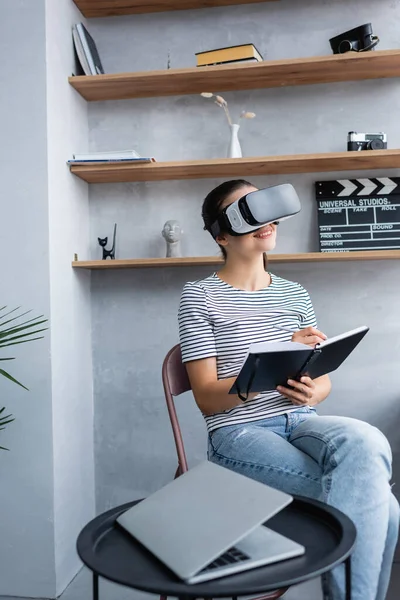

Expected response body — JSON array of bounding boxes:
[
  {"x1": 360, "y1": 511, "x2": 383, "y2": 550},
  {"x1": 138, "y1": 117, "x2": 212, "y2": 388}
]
[{"x1": 229, "y1": 325, "x2": 369, "y2": 400}]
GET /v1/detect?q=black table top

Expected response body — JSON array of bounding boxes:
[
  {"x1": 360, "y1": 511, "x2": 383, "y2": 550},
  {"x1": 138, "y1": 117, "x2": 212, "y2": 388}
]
[{"x1": 77, "y1": 496, "x2": 356, "y2": 598}]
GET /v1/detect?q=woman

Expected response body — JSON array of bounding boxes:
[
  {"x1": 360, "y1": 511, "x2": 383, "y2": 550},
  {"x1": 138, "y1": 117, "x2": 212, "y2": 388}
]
[{"x1": 178, "y1": 179, "x2": 399, "y2": 600}]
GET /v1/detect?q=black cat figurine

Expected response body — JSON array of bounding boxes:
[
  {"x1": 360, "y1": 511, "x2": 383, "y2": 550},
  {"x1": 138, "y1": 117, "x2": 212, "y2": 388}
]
[{"x1": 98, "y1": 223, "x2": 117, "y2": 260}]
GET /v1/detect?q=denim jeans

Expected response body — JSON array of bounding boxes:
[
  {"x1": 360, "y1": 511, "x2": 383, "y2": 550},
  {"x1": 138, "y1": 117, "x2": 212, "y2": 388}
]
[{"x1": 207, "y1": 407, "x2": 399, "y2": 600}]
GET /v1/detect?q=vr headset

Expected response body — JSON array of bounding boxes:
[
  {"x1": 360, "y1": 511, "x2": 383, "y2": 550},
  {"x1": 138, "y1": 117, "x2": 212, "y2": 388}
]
[{"x1": 209, "y1": 183, "x2": 301, "y2": 239}]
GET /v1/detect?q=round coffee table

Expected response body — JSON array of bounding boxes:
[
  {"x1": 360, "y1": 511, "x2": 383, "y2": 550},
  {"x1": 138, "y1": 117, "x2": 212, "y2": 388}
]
[{"x1": 77, "y1": 496, "x2": 356, "y2": 600}]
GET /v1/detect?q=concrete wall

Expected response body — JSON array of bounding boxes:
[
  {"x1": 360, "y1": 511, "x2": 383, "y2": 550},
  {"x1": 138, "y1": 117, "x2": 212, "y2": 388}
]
[
  {"x1": 0, "y1": 0, "x2": 94, "y2": 596},
  {"x1": 87, "y1": 0, "x2": 400, "y2": 514},
  {"x1": 45, "y1": 0, "x2": 94, "y2": 595},
  {"x1": 0, "y1": 1, "x2": 55, "y2": 596}
]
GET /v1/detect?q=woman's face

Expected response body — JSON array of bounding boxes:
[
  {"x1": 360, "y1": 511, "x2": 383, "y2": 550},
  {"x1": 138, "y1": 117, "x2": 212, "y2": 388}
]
[{"x1": 217, "y1": 185, "x2": 278, "y2": 258}]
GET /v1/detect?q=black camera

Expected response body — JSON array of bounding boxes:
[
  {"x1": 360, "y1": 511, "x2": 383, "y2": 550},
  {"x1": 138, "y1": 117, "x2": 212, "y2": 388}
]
[
  {"x1": 330, "y1": 23, "x2": 379, "y2": 54},
  {"x1": 347, "y1": 132, "x2": 387, "y2": 151}
]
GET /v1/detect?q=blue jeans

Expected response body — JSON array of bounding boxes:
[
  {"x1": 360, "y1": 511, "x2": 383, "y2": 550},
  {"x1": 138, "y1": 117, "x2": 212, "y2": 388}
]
[{"x1": 207, "y1": 407, "x2": 399, "y2": 600}]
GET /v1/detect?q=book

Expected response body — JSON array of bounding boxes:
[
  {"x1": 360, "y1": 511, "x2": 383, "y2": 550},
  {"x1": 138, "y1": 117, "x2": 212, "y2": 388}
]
[
  {"x1": 72, "y1": 150, "x2": 143, "y2": 161},
  {"x1": 72, "y1": 28, "x2": 91, "y2": 76},
  {"x1": 229, "y1": 325, "x2": 369, "y2": 398},
  {"x1": 73, "y1": 23, "x2": 104, "y2": 76},
  {"x1": 199, "y1": 57, "x2": 261, "y2": 67},
  {"x1": 67, "y1": 158, "x2": 155, "y2": 165},
  {"x1": 196, "y1": 44, "x2": 263, "y2": 67}
]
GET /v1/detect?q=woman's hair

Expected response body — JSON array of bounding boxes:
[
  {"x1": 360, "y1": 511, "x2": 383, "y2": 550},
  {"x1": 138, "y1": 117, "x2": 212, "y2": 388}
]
[{"x1": 202, "y1": 179, "x2": 254, "y2": 259}]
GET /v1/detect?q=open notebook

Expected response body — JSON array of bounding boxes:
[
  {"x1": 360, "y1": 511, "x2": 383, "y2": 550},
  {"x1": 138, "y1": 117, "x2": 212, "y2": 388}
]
[{"x1": 229, "y1": 325, "x2": 369, "y2": 397}]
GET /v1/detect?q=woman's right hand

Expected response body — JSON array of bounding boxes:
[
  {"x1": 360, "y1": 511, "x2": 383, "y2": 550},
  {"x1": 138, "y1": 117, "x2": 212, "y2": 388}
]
[{"x1": 292, "y1": 326, "x2": 327, "y2": 347}]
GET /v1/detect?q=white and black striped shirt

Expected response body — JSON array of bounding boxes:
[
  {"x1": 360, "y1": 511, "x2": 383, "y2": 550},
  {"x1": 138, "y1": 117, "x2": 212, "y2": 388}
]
[{"x1": 178, "y1": 272, "x2": 317, "y2": 433}]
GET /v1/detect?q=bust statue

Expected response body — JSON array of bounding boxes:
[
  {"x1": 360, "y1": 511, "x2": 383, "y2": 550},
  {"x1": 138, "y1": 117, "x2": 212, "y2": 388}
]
[{"x1": 162, "y1": 220, "x2": 183, "y2": 258}]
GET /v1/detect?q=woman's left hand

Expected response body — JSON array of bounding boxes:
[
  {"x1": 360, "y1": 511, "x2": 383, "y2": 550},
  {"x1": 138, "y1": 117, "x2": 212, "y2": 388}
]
[{"x1": 277, "y1": 376, "x2": 321, "y2": 406}]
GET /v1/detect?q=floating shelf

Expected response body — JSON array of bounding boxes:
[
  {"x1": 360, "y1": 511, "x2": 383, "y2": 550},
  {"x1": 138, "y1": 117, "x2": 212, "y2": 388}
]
[
  {"x1": 69, "y1": 150, "x2": 400, "y2": 183},
  {"x1": 73, "y1": 0, "x2": 278, "y2": 18},
  {"x1": 69, "y1": 50, "x2": 400, "y2": 102},
  {"x1": 72, "y1": 251, "x2": 400, "y2": 269}
]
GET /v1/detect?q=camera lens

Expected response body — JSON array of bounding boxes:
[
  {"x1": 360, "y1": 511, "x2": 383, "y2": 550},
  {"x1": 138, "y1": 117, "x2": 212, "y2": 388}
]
[
  {"x1": 369, "y1": 139, "x2": 384, "y2": 150},
  {"x1": 338, "y1": 39, "x2": 353, "y2": 53}
]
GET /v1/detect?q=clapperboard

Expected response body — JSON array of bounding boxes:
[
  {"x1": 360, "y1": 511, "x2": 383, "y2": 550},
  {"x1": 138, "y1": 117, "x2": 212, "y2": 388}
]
[{"x1": 315, "y1": 178, "x2": 400, "y2": 252}]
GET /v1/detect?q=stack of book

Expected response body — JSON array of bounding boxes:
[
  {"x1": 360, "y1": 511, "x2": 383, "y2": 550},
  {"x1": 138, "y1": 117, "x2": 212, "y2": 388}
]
[
  {"x1": 68, "y1": 150, "x2": 156, "y2": 165},
  {"x1": 72, "y1": 22, "x2": 105, "y2": 76},
  {"x1": 195, "y1": 44, "x2": 263, "y2": 67}
]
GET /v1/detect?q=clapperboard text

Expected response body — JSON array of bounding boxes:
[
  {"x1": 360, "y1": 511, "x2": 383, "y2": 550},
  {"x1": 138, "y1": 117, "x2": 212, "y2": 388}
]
[{"x1": 315, "y1": 178, "x2": 400, "y2": 252}]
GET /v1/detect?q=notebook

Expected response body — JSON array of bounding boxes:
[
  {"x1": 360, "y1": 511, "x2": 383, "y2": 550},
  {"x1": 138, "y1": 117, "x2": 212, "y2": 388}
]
[{"x1": 230, "y1": 325, "x2": 369, "y2": 398}]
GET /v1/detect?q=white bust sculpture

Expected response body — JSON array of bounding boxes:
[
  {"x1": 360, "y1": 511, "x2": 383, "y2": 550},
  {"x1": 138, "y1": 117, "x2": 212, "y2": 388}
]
[{"x1": 162, "y1": 220, "x2": 183, "y2": 258}]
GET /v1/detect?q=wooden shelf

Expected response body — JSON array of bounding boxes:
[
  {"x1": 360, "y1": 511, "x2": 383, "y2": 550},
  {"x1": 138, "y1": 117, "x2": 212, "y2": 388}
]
[
  {"x1": 69, "y1": 150, "x2": 400, "y2": 183},
  {"x1": 69, "y1": 50, "x2": 400, "y2": 101},
  {"x1": 73, "y1": 0, "x2": 278, "y2": 17},
  {"x1": 72, "y1": 251, "x2": 400, "y2": 269}
]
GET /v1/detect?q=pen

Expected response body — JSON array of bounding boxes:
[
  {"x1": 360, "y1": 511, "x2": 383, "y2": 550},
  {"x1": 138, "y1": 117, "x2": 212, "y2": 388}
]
[
  {"x1": 274, "y1": 325, "x2": 296, "y2": 334},
  {"x1": 275, "y1": 324, "x2": 328, "y2": 342}
]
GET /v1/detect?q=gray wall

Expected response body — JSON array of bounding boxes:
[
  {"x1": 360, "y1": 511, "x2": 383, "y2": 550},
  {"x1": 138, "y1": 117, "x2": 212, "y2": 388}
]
[
  {"x1": 45, "y1": 0, "x2": 95, "y2": 595},
  {"x1": 0, "y1": 0, "x2": 94, "y2": 597},
  {"x1": 88, "y1": 0, "x2": 400, "y2": 515},
  {"x1": 0, "y1": 2, "x2": 55, "y2": 596}
]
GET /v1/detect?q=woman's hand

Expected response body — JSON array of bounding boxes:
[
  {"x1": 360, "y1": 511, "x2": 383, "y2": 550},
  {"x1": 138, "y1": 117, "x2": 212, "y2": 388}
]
[
  {"x1": 277, "y1": 374, "x2": 331, "y2": 407},
  {"x1": 292, "y1": 326, "x2": 327, "y2": 347}
]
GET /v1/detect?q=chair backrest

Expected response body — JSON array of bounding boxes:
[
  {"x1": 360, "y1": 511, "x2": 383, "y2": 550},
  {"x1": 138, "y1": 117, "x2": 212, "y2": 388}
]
[
  {"x1": 162, "y1": 344, "x2": 191, "y2": 475},
  {"x1": 161, "y1": 346, "x2": 289, "y2": 600}
]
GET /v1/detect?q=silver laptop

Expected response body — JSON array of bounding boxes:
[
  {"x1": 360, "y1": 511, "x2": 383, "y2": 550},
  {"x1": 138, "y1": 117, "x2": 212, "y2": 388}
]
[{"x1": 117, "y1": 461, "x2": 305, "y2": 584}]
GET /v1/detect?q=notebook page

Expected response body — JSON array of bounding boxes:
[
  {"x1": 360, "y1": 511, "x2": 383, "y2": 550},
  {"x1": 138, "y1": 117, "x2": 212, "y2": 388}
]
[
  {"x1": 318, "y1": 326, "x2": 369, "y2": 348},
  {"x1": 249, "y1": 340, "x2": 310, "y2": 354}
]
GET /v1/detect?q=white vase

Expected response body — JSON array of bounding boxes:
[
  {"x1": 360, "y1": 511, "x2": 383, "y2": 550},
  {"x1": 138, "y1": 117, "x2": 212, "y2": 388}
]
[{"x1": 227, "y1": 123, "x2": 242, "y2": 158}]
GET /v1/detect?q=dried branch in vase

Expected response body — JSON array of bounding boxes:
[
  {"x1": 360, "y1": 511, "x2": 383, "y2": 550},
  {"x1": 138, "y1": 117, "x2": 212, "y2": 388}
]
[{"x1": 201, "y1": 93, "x2": 256, "y2": 126}]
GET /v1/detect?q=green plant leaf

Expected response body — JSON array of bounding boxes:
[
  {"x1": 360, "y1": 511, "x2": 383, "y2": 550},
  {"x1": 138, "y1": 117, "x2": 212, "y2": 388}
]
[
  {"x1": 0, "y1": 336, "x2": 44, "y2": 349},
  {"x1": 0, "y1": 310, "x2": 34, "y2": 329},
  {"x1": 0, "y1": 320, "x2": 48, "y2": 340},
  {"x1": 0, "y1": 407, "x2": 14, "y2": 432},
  {"x1": 0, "y1": 307, "x2": 48, "y2": 450},
  {"x1": 0, "y1": 369, "x2": 28, "y2": 390},
  {"x1": 0, "y1": 315, "x2": 46, "y2": 334},
  {"x1": 0, "y1": 307, "x2": 21, "y2": 320},
  {"x1": 0, "y1": 328, "x2": 48, "y2": 346}
]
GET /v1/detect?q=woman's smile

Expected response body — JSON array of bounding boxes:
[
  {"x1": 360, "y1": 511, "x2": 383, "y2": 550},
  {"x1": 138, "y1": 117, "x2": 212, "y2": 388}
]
[{"x1": 253, "y1": 224, "x2": 275, "y2": 239}]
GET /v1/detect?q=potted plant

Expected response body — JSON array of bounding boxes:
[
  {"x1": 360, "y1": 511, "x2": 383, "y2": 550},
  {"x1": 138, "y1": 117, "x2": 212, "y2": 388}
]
[{"x1": 0, "y1": 306, "x2": 47, "y2": 450}]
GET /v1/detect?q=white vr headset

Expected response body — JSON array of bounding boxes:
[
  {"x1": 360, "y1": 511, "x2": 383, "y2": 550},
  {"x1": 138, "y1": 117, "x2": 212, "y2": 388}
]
[{"x1": 209, "y1": 184, "x2": 301, "y2": 239}]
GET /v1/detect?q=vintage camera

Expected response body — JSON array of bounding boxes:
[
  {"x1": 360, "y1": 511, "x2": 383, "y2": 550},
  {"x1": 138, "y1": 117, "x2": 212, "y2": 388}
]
[
  {"x1": 330, "y1": 23, "x2": 379, "y2": 54},
  {"x1": 347, "y1": 132, "x2": 387, "y2": 151}
]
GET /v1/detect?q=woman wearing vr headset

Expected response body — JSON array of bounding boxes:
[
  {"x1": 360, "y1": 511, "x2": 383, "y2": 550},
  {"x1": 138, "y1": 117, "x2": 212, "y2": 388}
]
[{"x1": 178, "y1": 179, "x2": 398, "y2": 600}]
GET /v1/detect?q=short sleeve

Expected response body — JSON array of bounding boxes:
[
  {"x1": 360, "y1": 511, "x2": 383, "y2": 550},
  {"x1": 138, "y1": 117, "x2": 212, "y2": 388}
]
[
  {"x1": 299, "y1": 287, "x2": 318, "y2": 329},
  {"x1": 178, "y1": 282, "x2": 217, "y2": 363}
]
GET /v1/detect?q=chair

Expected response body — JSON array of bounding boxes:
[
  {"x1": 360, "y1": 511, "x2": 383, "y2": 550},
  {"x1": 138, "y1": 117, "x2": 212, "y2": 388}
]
[{"x1": 161, "y1": 344, "x2": 289, "y2": 600}]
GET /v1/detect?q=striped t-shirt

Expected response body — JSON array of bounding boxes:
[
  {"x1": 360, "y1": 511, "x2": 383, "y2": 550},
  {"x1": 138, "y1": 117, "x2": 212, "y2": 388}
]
[{"x1": 178, "y1": 272, "x2": 317, "y2": 433}]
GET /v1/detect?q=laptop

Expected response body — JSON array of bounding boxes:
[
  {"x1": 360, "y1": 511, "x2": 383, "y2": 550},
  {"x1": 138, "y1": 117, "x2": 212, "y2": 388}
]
[{"x1": 116, "y1": 461, "x2": 305, "y2": 584}]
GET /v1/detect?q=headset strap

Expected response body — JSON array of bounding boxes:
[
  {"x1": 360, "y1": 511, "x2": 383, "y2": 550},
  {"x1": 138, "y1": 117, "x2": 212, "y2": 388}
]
[{"x1": 210, "y1": 211, "x2": 231, "y2": 239}]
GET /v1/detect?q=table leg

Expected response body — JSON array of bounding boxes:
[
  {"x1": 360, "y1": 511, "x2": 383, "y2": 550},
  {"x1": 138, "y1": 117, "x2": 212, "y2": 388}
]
[
  {"x1": 93, "y1": 573, "x2": 99, "y2": 600},
  {"x1": 345, "y1": 556, "x2": 352, "y2": 600}
]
